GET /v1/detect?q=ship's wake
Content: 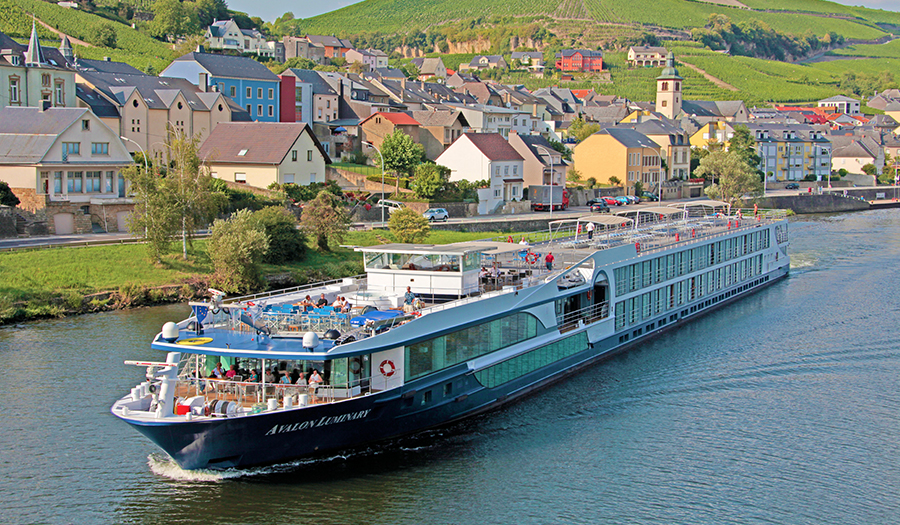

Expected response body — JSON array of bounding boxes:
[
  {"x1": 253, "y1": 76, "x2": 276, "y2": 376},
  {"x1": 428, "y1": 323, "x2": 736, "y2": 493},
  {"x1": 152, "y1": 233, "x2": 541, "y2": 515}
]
[{"x1": 147, "y1": 453, "x2": 345, "y2": 481}]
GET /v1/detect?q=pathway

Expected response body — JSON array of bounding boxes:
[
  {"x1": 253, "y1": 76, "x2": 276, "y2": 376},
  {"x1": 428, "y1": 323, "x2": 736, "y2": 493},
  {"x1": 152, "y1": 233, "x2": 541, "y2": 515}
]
[
  {"x1": 32, "y1": 17, "x2": 93, "y2": 47},
  {"x1": 678, "y1": 60, "x2": 739, "y2": 91}
]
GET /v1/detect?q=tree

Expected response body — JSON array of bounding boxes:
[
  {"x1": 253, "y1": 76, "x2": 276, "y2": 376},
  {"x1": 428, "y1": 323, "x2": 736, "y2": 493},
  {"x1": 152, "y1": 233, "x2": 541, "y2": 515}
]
[
  {"x1": 567, "y1": 168, "x2": 583, "y2": 185},
  {"x1": 729, "y1": 124, "x2": 762, "y2": 178},
  {"x1": 92, "y1": 22, "x2": 117, "y2": 48},
  {"x1": 151, "y1": 0, "x2": 197, "y2": 41},
  {"x1": 861, "y1": 163, "x2": 878, "y2": 176},
  {"x1": 123, "y1": 162, "x2": 179, "y2": 262},
  {"x1": 634, "y1": 180, "x2": 644, "y2": 197},
  {"x1": 123, "y1": 130, "x2": 222, "y2": 262},
  {"x1": 348, "y1": 61, "x2": 367, "y2": 74},
  {"x1": 568, "y1": 117, "x2": 600, "y2": 143},
  {"x1": 411, "y1": 163, "x2": 450, "y2": 200},
  {"x1": 608, "y1": 176, "x2": 622, "y2": 187},
  {"x1": 694, "y1": 150, "x2": 762, "y2": 206},
  {"x1": 0, "y1": 181, "x2": 20, "y2": 207},
  {"x1": 207, "y1": 209, "x2": 269, "y2": 293},
  {"x1": 300, "y1": 190, "x2": 350, "y2": 251},
  {"x1": 165, "y1": 129, "x2": 223, "y2": 259},
  {"x1": 378, "y1": 129, "x2": 425, "y2": 194},
  {"x1": 389, "y1": 208, "x2": 430, "y2": 244},
  {"x1": 253, "y1": 206, "x2": 306, "y2": 264},
  {"x1": 549, "y1": 139, "x2": 572, "y2": 161}
]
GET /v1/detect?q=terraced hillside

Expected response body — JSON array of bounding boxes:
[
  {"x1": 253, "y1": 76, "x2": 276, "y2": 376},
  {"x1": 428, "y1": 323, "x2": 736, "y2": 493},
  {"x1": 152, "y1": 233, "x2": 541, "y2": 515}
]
[
  {"x1": 0, "y1": 0, "x2": 173, "y2": 71},
  {"x1": 297, "y1": 0, "x2": 898, "y2": 40}
]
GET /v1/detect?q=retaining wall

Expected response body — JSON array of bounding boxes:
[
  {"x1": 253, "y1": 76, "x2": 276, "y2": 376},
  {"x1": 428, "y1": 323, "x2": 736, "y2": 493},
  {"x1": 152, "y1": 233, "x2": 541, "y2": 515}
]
[{"x1": 749, "y1": 193, "x2": 870, "y2": 214}]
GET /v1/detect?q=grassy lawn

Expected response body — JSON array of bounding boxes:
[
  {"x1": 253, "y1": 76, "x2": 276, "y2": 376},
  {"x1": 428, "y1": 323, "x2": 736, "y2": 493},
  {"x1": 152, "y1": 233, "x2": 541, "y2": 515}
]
[{"x1": 0, "y1": 229, "x2": 509, "y2": 303}]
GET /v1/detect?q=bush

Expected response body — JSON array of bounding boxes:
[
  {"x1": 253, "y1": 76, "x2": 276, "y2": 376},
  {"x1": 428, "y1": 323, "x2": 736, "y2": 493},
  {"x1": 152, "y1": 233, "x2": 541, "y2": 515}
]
[
  {"x1": 207, "y1": 209, "x2": 269, "y2": 293},
  {"x1": 0, "y1": 181, "x2": 19, "y2": 207},
  {"x1": 280, "y1": 180, "x2": 343, "y2": 202},
  {"x1": 64, "y1": 291, "x2": 84, "y2": 310},
  {"x1": 300, "y1": 191, "x2": 351, "y2": 251},
  {"x1": 253, "y1": 206, "x2": 306, "y2": 264},
  {"x1": 389, "y1": 208, "x2": 430, "y2": 243}
]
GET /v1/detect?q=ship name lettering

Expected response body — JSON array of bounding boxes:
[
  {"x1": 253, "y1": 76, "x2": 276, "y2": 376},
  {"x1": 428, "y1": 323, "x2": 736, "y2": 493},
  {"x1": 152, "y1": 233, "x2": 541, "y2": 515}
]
[{"x1": 265, "y1": 409, "x2": 371, "y2": 436}]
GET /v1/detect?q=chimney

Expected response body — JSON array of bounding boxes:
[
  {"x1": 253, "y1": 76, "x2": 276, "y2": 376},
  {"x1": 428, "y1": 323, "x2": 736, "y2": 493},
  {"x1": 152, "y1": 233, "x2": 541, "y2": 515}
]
[
  {"x1": 196, "y1": 45, "x2": 205, "y2": 54},
  {"x1": 199, "y1": 72, "x2": 208, "y2": 92},
  {"x1": 104, "y1": 56, "x2": 111, "y2": 61},
  {"x1": 401, "y1": 77, "x2": 407, "y2": 91},
  {"x1": 40, "y1": 100, "x2": 51, "y2": 111}
]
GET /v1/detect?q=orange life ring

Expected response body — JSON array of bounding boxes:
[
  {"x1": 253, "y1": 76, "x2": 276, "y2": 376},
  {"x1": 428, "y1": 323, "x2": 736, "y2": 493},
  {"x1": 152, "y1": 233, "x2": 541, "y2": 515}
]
[
  {"x1": 526, "y1": 252, "x2": 538, "y2": 264},
  {"x1": 379, "y1": 360, "x2": 396, "y2": 377}
]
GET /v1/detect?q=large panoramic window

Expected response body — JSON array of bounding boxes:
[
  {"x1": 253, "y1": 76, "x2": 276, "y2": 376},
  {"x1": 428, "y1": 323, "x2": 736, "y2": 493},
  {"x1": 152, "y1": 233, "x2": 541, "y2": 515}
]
[
  {"x1": 475, "y1": 332, "x2": 588, "y2": 388},
  {"x1": 405, "y1": 312, "x2": 542, "y2": 381}
]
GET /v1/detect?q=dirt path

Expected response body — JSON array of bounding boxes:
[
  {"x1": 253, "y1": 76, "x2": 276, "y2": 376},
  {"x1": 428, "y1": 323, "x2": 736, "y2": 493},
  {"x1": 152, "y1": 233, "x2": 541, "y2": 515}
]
[
  {"x1": 679, "y1": 59, "x2": 739, "y2": 91},
  {"x1": 33, "y1": 17, "x2": 93, "y2": 47}
]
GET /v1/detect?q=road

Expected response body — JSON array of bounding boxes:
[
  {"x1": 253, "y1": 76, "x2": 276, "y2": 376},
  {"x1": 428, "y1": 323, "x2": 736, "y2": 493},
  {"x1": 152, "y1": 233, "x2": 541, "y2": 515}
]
[{"x1": 0, "y1": 192, "x2": 814, "y2": 251}]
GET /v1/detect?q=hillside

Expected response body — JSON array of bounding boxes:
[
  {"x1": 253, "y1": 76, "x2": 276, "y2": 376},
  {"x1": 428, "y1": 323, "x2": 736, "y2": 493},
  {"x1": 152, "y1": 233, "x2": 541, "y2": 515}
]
[
  {"x1": 2, "y1": 0, "x2": 900, "y2": 106},
  {"x1": 296, "y1": 0, "x2": 900, "y2": 40}
]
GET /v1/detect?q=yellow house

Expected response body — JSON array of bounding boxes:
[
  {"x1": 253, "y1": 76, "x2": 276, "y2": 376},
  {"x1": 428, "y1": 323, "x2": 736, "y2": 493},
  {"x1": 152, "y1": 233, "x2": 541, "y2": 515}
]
[
  {"x1": 199, "y1": 122, "x2": 331, "y2": 188},
  {"x1": 573, "y1": 128, "x2": 662, "y2": 195},
  {"x1": 690, "y1": 121, "x2": 735, "y2": 149}
]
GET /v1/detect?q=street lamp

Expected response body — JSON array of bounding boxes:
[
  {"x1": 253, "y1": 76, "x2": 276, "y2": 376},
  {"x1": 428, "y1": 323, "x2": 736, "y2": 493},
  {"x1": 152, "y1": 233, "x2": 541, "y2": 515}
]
[
  {"x1": 120, "y1": 136, "x2": 149, "y2": 236},
  {"x1": 535, "y1": 145, "x2": 556, "y2": 218},
  {"x1": 361, "y1": 140, "x2": 385, "y2": 228}
]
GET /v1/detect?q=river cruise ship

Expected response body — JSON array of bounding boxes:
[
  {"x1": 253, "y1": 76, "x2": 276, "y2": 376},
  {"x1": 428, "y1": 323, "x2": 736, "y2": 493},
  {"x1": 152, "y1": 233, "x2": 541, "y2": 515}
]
[{"x1": 112, "y1": 202, "x2": 790, "y2": 470}]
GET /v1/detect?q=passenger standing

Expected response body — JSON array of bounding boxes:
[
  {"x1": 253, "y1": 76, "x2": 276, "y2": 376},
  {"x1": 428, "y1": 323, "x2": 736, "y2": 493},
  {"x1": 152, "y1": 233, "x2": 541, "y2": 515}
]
[
  {"x1": 403, "y1": 286, "x2": 417, "y2": 313},
  {"x1": 545, "y1": 252, "x2": 555, "y2": 271},
  {"x1": 586, "y1": 221, "x2": 595, "y2": 240},
  {"x1": 309, "y1": 369, "x2": 323, "y2": 402}
]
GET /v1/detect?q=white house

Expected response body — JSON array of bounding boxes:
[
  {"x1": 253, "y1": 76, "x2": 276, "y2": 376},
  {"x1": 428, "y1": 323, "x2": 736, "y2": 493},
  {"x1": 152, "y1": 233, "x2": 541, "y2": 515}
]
[
  {"x1": 436, "y1": 133, "x2": 524, "y2": 214},
  {"x1": 205, "y1": 19, "x2": 275, "y2": 58},
  {"x1": 0, "y1": 106, "x2": 134, "y2": 234},
  {"x1": 818, "y1": 95, "x2": 861, "y2": 115},
  {"x1": 198, "y1": 122, "x2": 332, "y2": 188}
]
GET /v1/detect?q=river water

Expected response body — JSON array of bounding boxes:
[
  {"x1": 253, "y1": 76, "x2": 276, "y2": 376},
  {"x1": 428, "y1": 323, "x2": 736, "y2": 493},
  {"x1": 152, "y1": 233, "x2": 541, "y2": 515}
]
[{"x1": 1, "y1": 210, "x2": 899, "y2": 525}]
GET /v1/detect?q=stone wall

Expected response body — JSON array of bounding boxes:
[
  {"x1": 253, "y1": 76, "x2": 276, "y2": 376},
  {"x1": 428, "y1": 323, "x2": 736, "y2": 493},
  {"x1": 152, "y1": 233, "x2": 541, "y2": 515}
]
[
  {"x1": 749, "y1": 193, "x2": 870, "y2": 214},
  {"x1": 13, "y1": 188, "x2": 49, "y2": 221},
  {"x1": 328, "y1": 167, "x2": 413, "y2": 194},
  {"x1": 90, "y1": 202, "x2": 135, "y2": 232},
  {"x1": 428, "y1": 216, "x2": 565, "y2": 234},
  {"x1": 0, "y1": 205, "x2": 15, "y2": 238}
]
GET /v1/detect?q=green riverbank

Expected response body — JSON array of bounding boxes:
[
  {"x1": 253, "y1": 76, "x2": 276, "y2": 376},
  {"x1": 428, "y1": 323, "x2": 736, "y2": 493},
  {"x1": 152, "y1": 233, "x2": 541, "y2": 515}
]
[{"x1": 0, "y1": 229, "x2": 510, "y2": 324}]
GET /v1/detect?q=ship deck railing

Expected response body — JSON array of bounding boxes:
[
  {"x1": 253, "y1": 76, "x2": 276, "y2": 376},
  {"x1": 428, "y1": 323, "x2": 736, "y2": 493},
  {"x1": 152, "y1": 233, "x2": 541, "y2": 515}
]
[
  {"x1": 557, "y1": 301, "x2": 610, "y2": 333},
  {"x1": 172, "y1": 375, "x2": 381, "y2": 414},
  {"x1": 191, "y1": 211, "x2": 785, "y2": 339}
]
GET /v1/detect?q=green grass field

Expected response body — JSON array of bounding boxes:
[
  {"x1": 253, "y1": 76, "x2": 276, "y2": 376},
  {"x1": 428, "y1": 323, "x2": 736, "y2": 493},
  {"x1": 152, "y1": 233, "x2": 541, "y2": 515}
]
[{"x1": 0, "y1": 229, "x2": 511, "y2": 305}]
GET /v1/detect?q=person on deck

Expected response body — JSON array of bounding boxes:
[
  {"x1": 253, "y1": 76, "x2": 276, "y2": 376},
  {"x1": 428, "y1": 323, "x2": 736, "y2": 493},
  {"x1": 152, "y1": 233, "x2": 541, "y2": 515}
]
[
  {"x1": 316, "y1": 294, "x2": 328, "y2": 308},
  {"x1": 332, "y1": 296, "x2": 344, "y2": 308},
  {"x1": 296, "y1": 295, "x2": 314, "y2": 311},
  {"x1": 248, "y1": 369, "x2": 259, "y2": 382},
  {"x1": 212, "y1": 362, "x2": 225, "y2": 379},
  {"x1": 308, "y1": 369, "x2": 323, "y2": 402},
  {"x1": 586, "y1": 221, "x2": 595, "y2": 240},
  {"x1": 225, "y1": 364, "x2": 238, "y2": 379},
  {"x1": 341, "y1": 300, "x2": 352, "y2": 314},
  {"x1": 403, "y1": 286, "x2": 417, "y2": 313},
  {"x1": 295, "y1": 371, "x2": 307, "y2": 387},
  {"x1": 545, "y1": 252, "x2": 555, "y2": 271},
  {"x1": 264, "y1": 369, "x2": 276, "y2": 383}
]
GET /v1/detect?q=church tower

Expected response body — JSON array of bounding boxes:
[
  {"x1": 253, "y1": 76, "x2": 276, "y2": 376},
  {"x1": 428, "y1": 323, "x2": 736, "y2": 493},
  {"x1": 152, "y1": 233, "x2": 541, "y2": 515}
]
[
  {"x1": 25, "y1": 21, "x2": 46, "y2": 67},
  {"x1": 655, "y1": 52, "x2": 682, "y2": 119}
]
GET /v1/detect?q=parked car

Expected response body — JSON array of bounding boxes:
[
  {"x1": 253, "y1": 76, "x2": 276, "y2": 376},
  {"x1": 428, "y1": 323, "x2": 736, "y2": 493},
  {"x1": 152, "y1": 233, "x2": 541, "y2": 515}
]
[
  {"x1": 585, "y1": 198, "x2": 606, "y2": 207},
  {"x1": 615, "y1": 196, "x2": 630, "y2": 206},
  {"x1": 602, "y1": 196, "x2": 619, "y2": 206},
  {"x1": 785, "y1": 183, "x2": 800, "y2": 190},
  {"x1": 642, "y1": 192, "x2": 659, "y2": 201},
  {"x1": 423, "y1": 208, "x2": 450, "y2": 222},
  {"x1": 625, "y1": 195, "x2": 640, "y2": 204},
  {"x1": 589, "y1": 201, "x2": 610, "y2": 213},
  {"x1": 376, "y1": 199, "x2": 404, "y2": 214}
]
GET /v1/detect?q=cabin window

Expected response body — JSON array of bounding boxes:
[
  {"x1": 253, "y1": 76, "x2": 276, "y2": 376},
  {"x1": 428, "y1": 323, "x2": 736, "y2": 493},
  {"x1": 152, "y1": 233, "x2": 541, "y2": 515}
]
[{"x1": 405, "y1": 312, "x2": 541, "y2": 381}]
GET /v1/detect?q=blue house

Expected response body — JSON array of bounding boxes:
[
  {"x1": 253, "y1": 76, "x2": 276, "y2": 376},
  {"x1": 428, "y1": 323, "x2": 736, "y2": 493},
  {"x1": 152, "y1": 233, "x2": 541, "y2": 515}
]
[{"x1": 160, "y1": 48, "x2": 281, "y2": 122}]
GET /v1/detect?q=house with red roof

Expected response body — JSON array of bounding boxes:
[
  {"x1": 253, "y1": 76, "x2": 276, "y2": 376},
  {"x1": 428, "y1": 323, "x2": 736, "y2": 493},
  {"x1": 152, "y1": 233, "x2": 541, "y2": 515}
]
[
  {"x1": 359, "y1": 111, "x2": 421, "y2": 150},
  {"x1": 436, "y1": 133, "x2": 524, "y2": 214},
  {"x1": 555, "y1": 49, "x2": 603, "y2": 72}
]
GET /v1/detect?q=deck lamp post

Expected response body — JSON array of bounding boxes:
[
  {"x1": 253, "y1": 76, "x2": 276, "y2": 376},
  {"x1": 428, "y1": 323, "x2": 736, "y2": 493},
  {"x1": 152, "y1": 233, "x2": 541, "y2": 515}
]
[
  {"x1": 362, "y1": 140, "x2": 385, "y2": 228},
  {"x1": 535, "y1": 145, "x2": 555, "y2": 218}
]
